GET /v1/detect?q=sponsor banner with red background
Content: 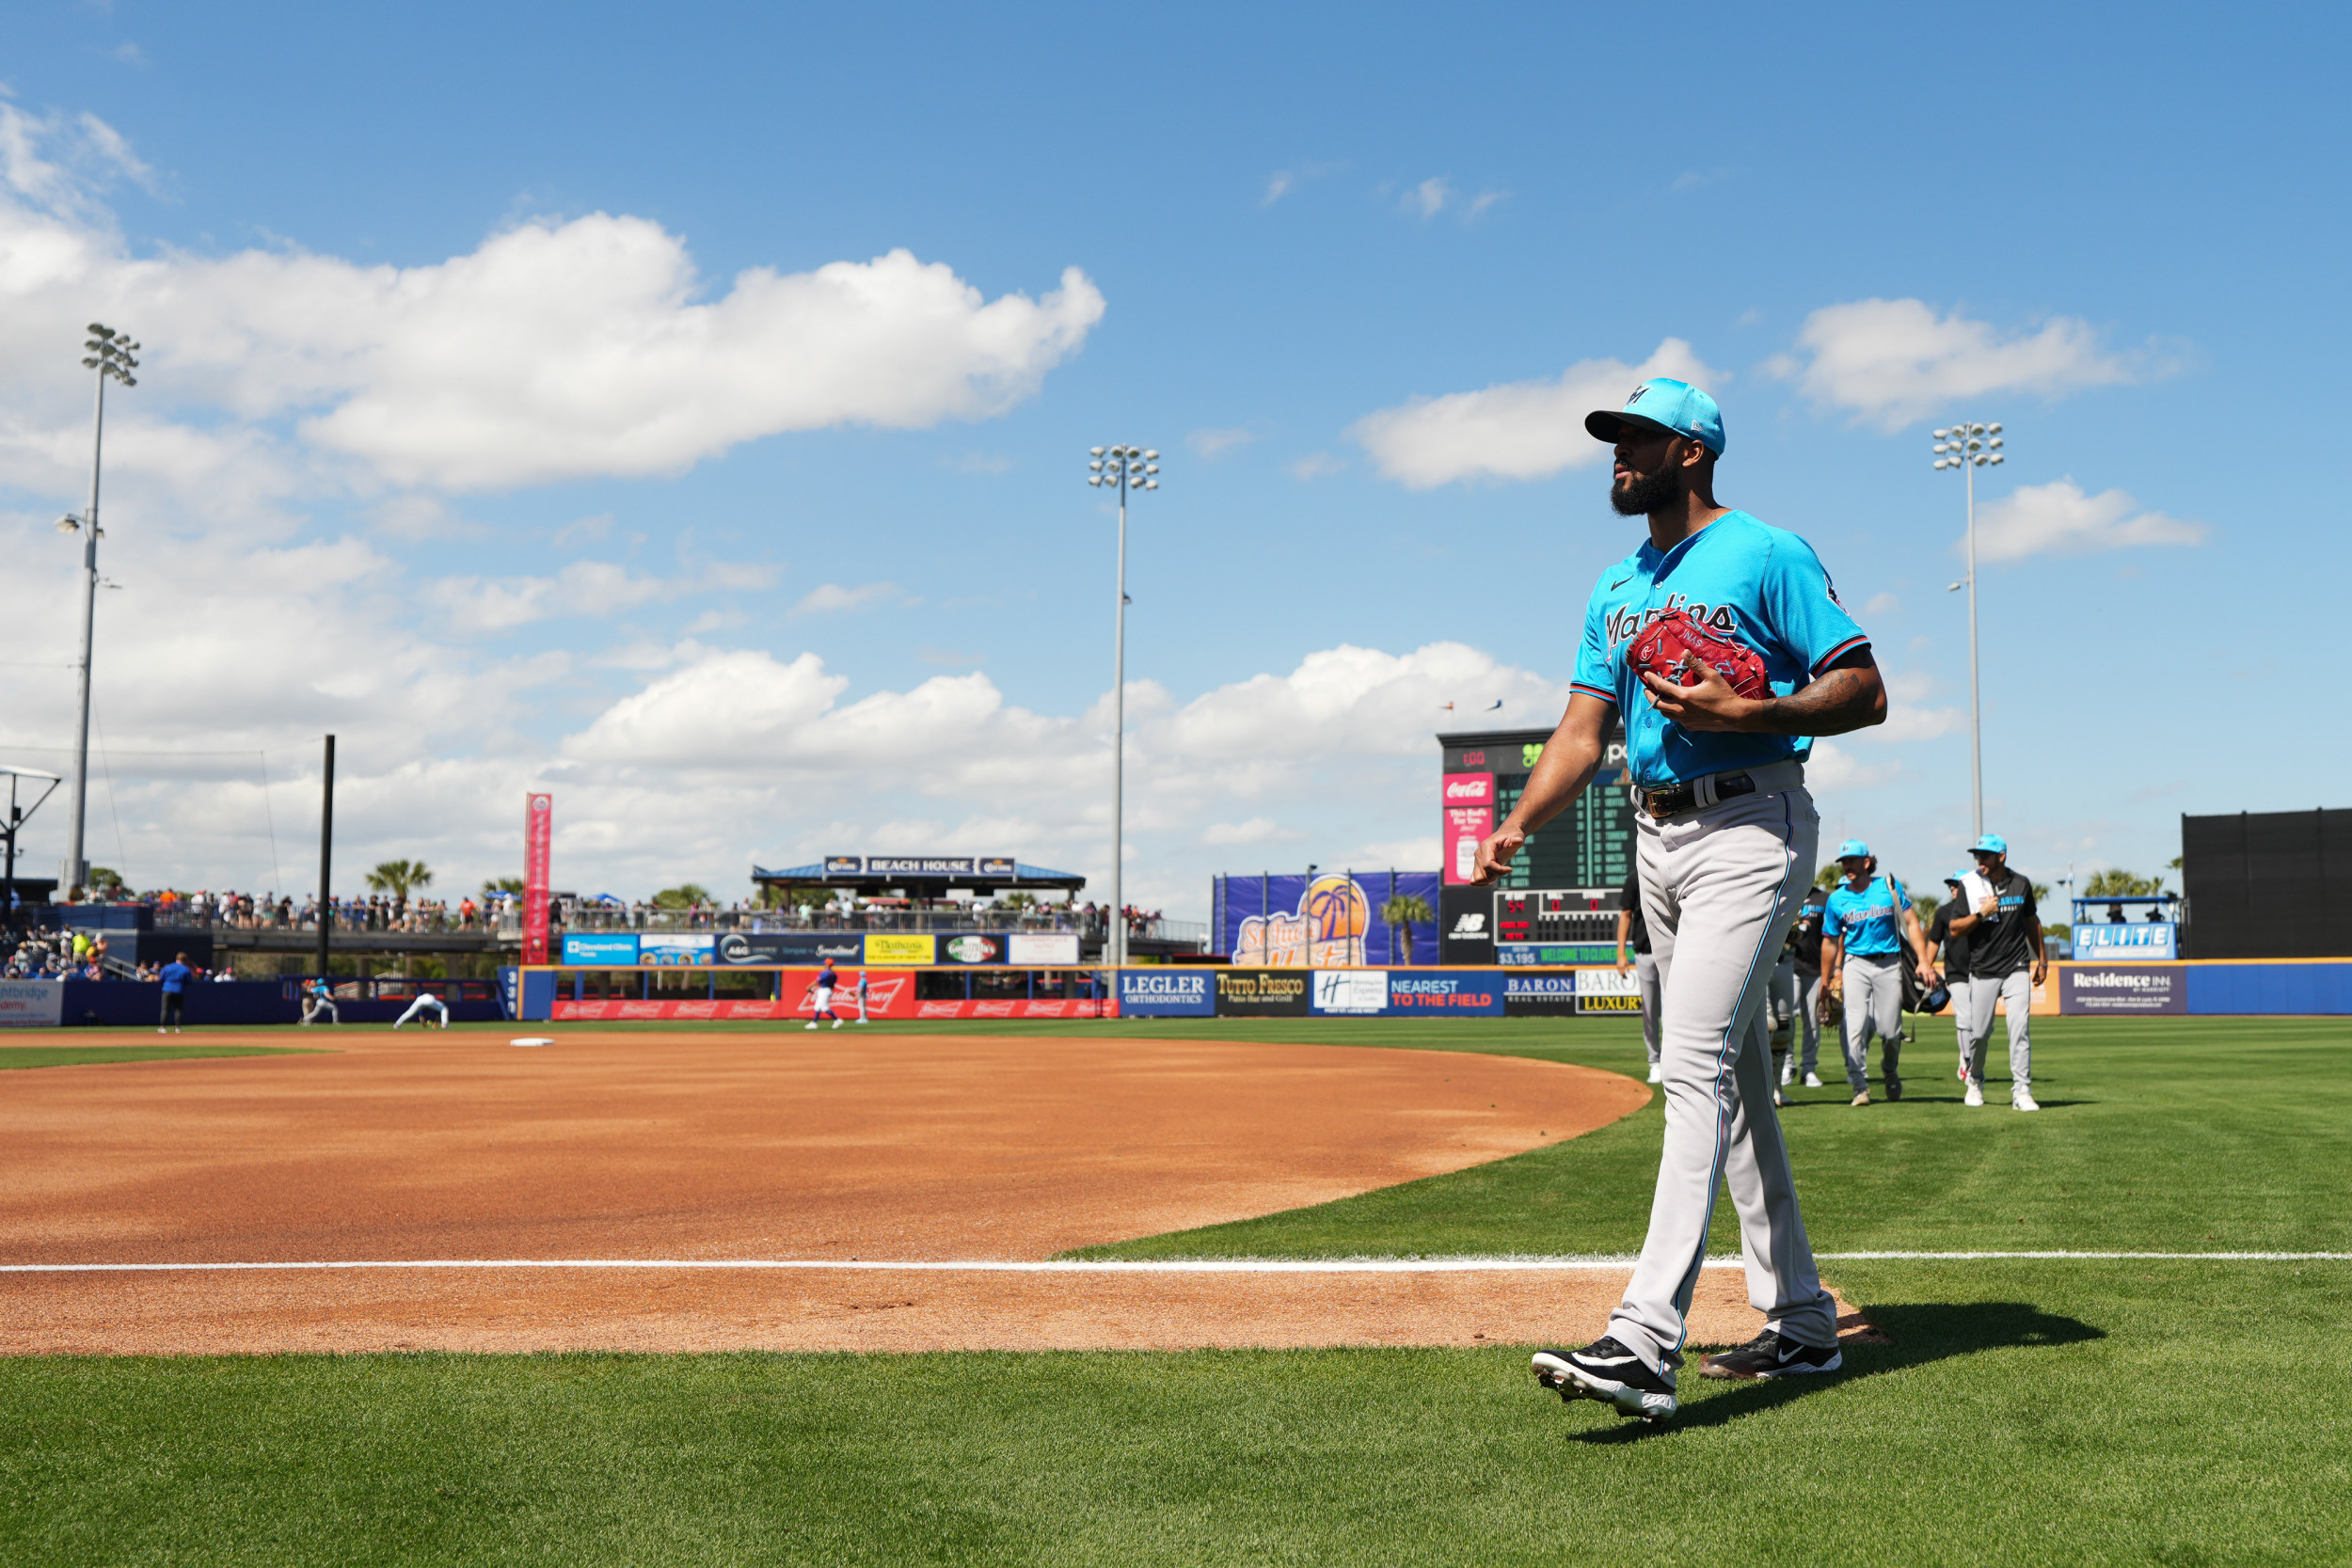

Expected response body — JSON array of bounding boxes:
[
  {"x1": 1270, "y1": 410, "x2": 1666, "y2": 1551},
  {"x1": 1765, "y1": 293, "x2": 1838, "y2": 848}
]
[
  {"x1": 521, "y1": 793, "x2": 552, "y2": 966},
  {"x1": 550, "y1": 969, "x2": 1116, "y2": 1022},
  {"x1": 1442, "y1": 773, "x2": 1494, "y2": 886}
]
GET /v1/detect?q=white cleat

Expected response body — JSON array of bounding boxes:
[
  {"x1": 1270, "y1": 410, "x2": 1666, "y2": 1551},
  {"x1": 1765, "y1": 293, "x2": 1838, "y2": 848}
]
[
  {"x1": 2013, "y1": 1090, "x2": 2041, "y2": 1112},
  {"x1": 1963, "y1": 1078, "x2": 1985, "y2": 1107},
  {"x1": 1851, "y1": 1090, "x2": 1870, "y2": 1107},
  {"x1": 1646, "y1": 1064, "x2": 1663, "y2": 1084},
  {"x1": 804, "y1": 1022, "x2": 818, "y2": 1031},
  {"x1": 832, "y1": 1019, "x2": 844, "y2": 1030},
  {"x1": 1804, "y1": 1072, "x2": 1824, "y2": 1089}
]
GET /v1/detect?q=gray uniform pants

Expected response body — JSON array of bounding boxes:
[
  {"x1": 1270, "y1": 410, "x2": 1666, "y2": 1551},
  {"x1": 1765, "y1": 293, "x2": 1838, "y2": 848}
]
[
  {"x1": 1607, "y1": 778, "x2": 1838, "y2": 1373},
  {"x1": 1961, "y1": 970, "x2": 2033, "y2": 1095},
  {"x1": 1795, "y1": 967, "x2": 1823, "y2": 1076},
  {"x1": 1947, "y1": 969, "x2": 1975, "y2": 1075},
  {"x1": 1635, "y1": 951, "x2": 1661, "y2": 1065},
  {"x1": 1840, "y1": 952, "x2": 1904, "y2": 1092}
]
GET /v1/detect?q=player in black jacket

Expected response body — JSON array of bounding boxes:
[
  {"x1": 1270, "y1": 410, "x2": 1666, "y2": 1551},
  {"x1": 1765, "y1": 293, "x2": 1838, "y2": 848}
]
[
  {"x1": 1924, "y1": 872, "x2": 1975, "y2": 1100},
  {"x1": 1784, "y1": 885, "x2": 1830, "y2": 1088}
]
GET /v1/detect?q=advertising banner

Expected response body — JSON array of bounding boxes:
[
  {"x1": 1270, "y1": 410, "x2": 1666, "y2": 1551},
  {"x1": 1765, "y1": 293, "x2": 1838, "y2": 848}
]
[
  {"x1": 1442, "y1": 773, "x2": 1496, "y2": 886},
  {"x1": 1575, "y1": 966, "x2": 1643, "y2": 1015},
  {"x1": 977, "y1": 857, "x2": 1018, "y2": 877},
  {"x1": 1503, "y1": 971, "x2": 1580, "y2": 1016},
  {"x1": 1501, "y1": 941, "x2": 1620, "y2": 967},
  {"x1": 868, "y1": 857, "x2": 975, "y2": 876},
  {"x1": 638, "y1": 933, "x2": 715, "y2": 967},
  {"x1": 864, "y1": 933, "x2": 936, "y2": 965},
  {"x1": 1388, "y1": 971, "x2": 1504, "y2": 1015},
  {"x1": 822, "y1": 856, "x2": 863, "y2": 876},
  {"x1": 1311, "y1": 970, "x2": 1391, "y2": 1014},
  {"x1": 939, "y1": 933, "x2": 1007, "y2": 965},
  {"x1": 2061, "y1": 964, "x2": 2185, "y2": 1015},
  {"x1": 1438, "y1": 885, "x2": 1498, "y2": 967},
  {"x1": 911, "y1": 998, "x2": 1115, "y2": 1020},
  {"x1": 2072, "y1": 923, "x2": 2180, "y2": 961},
  {"x1": 0, "y1": 979, "x2": 63, "y2": 1028},
  {"x1": 1008, "y1": 932, "x2": 1081, "y2": 966},
  {"x1": 549, "y1": 969, "x2": 919, "y2": 1022},
  {"x1": 522, "y1": 793, "x2": 552, "y2": 966},
  {"x1": 562, "y1": 932, "x2": 640, "y2": 965},
  {"x1": 715, "y1": 932, "x2": 866, "y2": 965},
  {"x1": 1217, "y1": 871, "x2": 1441, "y2": 967},
  {"x1": 1119, "y1": 969, "x2": 1215, "y2": 1017},
  {"x1": 1215, "y1": 968, "x2": 1311, "y2": 1016}
]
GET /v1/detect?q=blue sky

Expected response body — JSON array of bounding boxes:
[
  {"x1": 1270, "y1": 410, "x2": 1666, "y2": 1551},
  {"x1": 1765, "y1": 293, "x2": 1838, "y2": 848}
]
[{"x1": 0, "y1": 1, "x2": 2342, "y2": 915}]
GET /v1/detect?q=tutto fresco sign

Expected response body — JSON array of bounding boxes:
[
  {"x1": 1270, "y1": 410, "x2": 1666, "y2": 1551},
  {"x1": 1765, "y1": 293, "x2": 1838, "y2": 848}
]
[{"x1": 1215, "y1": 968, "x2": 1311, "y2": 1016}]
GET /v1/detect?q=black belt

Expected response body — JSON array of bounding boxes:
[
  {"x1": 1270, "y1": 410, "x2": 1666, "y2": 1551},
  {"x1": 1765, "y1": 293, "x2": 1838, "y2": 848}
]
[{"x1": 1638, "y1": 770, "x2": 1755, "y2": 821}]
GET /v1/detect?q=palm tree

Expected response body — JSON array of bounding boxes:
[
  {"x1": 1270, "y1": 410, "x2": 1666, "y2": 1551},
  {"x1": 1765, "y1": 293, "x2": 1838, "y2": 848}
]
[
  {"x1": 366, "y1": 859, "x2": 434, "y2": 902},
  {"x1": 1381, "y1": 893, "x2": 1434, "y2": 964},
  {"x1": 652, "y1": 883, "x2": 714, "y2": 909}
]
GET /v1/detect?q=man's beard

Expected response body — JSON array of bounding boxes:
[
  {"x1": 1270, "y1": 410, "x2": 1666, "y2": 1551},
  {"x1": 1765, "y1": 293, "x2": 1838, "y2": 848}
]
[{"x1": 1611, "y1": 466, "x2": 1682, "y2": 516}]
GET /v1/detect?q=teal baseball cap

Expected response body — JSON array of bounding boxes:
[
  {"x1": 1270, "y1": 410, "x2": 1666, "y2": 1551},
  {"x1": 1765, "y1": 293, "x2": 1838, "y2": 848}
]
[
  {"x1": 1585, "y1": 378, "x2": 1726, "y2": 454},
  {"x1": 1971, "y1": 833, "x2": 2008, "y2": 855},
  {"x1": 1947, "y1": 867, "x2": 1973, "y2": 883},
  {"x1": 1836, "y1": 839, "x2": 1870, "y2": 860}
]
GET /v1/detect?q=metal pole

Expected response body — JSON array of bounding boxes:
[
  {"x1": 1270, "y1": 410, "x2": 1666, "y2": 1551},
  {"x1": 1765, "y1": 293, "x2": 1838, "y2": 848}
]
[
  {"x1": 317, "y1": 735, "x2": 335, "y2": 978},
  {"x1": 1111, "y1": 473, "x2": 1128, "y2": 971},
  {"x1": 64, "y1": 369, "x2": 104, "y2": 896},
  {"x1": 1965, "y1": 454, "x2": 1983, "y2": 838}
]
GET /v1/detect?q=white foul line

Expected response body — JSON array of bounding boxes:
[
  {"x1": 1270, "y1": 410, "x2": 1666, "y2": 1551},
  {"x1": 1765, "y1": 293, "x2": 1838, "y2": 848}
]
[{"x1": 0, "y1": 1252, "x2": 2344, "y2": 1275}]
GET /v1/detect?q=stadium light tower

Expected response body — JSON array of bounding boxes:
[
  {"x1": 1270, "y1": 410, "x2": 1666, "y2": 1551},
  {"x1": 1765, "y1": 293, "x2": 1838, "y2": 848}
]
[
  {"x1": 1087, "y1": 443, "x2": 1159, "y2": 969},
  {"x1": 56, "y1": 324, "x2": 138, "y2": 896},
  {"x1": 1931, "y1": 420, "x2": 2004, "y2": 840}
]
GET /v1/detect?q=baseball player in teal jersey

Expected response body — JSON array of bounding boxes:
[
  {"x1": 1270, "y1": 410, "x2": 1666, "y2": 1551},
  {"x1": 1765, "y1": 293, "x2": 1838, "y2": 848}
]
[
  {"x1": 1819, "y1": 843, "x2": 1934, "y2": 1105},
  {"x1": 1476, "y1": 378, "x2": 1888, "y2": 1423}
]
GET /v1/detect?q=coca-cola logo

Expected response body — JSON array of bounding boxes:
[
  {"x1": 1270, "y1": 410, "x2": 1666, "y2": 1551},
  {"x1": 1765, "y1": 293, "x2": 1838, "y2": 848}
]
[{"x1": 1444, "y1": 775, "x2": 1493, "y2": 800}]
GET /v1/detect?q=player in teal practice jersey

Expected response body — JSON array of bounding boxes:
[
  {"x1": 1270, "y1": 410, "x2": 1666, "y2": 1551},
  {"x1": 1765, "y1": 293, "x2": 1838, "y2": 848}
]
[
  {"x1": 1820, "y1": 842, "x2": 1934, "y2": 1105},
  {"x1": 1478, "y1": 377, "x2": 1889, "y2": 1422}
]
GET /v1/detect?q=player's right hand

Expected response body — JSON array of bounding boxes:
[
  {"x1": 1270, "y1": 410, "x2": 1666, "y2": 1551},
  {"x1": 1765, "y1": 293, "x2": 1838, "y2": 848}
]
[{"x1": 1471, "y1": 828, "x2": 1524, "y2": 886}]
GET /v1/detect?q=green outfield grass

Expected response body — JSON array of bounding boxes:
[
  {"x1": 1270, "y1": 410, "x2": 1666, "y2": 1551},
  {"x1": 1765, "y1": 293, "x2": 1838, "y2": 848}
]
[
  {"x1": 0, "y1": 1043, "x2": 324, "y2": 1070},
  {"x1": 2, "y1": 1013, "x2": 2345, "y2": 1564}
]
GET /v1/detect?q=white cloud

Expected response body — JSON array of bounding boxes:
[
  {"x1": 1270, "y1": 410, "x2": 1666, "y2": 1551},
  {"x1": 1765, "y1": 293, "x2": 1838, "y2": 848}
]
[
  {"x1": 1465, "y1": 190, "x2": 1509, "y2": 218},
  {"x1": 1188, "y1": 426, "x2": 1257, "y2": 459},
  {"x1": 1349, "y1": 338, "x2": 1726, "y2": 489},
  {"x1": 1288, "y1": 451, "x2": 1345, "y2": 481},
  {"x1": 1771, "y1": 298, "x2": 2162, "y2": 429},
  {"x1": 0, "y1": 104, "x2": 1104, "y2": 495},
  {"x1": 1872, "y1": 671, "x2": 1967, "y2": 743},
  {"x1": 1262, "y1": 172, "x2": 1295, "y2": 206},
  {"x1": 792, "y1": 580, "x2": 899, "y2": 614},
  {"x1": 440, "y1": 560, "x2": 781, "y2": 634},
  {"x1": 1861, "y1": 592, "x2": 1899, "y2": 619},
  {"x1": 1804, "y1": 738, "x2": 1900, "y2": 790},
  {"x1": 1973, "y1": 479, "x2": 2205, "y2": 563},
  {"x1": 1403, "y1": 178, "x2": 1451, "y2": 218},
  {"x1": 1201, "y1": 817, "x2": 1304, "y2": 846}
]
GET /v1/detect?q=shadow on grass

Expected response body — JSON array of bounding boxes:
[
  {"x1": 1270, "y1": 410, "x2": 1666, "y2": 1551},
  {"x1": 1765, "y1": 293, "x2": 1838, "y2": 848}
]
[{"x1": 1568, "y1": 1301, "x2": 2106, "y2": 1444}]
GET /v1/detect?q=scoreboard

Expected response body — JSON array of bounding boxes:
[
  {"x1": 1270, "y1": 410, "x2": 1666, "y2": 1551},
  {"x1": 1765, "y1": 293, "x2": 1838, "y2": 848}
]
[
  {"x1": 1439, "y1": 725, "x2": 1634, "y2": 891},
  {"x1": 1437, "y1": 725, "x2": 1637, "y2": 967}
]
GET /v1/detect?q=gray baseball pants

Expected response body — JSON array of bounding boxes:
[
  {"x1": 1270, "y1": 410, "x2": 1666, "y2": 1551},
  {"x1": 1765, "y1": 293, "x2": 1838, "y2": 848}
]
[
  {"x1": 1961, "y1": 969, "x2": 2033, "y2": 1096},
  {"x1": 1795, "y1": 967, "x2": 1824, "y2": 1077},
  {"x1": 1635, "y1": 951, "x2": 1662, "y2": 1065},
  {"x1": 1840, "y1": 952, "x2": 1904, "y2": 1092},
  {"x1": 1608, "y1": 773, "x2": 1839, "y2": 1374},
  {"x1": 1948, "y1": 969, "x2": 1976, "y2": 1078}
]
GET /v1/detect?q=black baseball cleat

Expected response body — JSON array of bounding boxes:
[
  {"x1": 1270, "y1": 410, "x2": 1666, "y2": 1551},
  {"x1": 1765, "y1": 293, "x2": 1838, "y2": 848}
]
[
  {"x1": 1532, "y1": 1338, "x2": 1678, "y2": 1423},
  {"x1": 1698, "y1": 1329, "x2": 1843, "y2": 1381},
  {"x1": 1884, "y1": 1075, "x2": 1902, "y2": 1101}
]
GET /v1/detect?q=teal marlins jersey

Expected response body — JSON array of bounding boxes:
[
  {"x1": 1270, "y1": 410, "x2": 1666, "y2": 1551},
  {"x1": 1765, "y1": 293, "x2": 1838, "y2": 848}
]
[{"x1": 1571, "y1": 512, "x2": 1869, "y2": 788}]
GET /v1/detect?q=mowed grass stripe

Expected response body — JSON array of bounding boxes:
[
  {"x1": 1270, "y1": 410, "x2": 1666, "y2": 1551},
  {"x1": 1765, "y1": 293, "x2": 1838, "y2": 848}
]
[{"x1": 1065, "y1": 1015, "x2": 2352, "y2": 1259}]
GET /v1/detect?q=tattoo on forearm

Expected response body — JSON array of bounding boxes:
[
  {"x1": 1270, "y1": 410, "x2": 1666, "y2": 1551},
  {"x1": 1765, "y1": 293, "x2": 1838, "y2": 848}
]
[{"x1": 1754, "y1": 666, "x2": 1881, "y2": 736}]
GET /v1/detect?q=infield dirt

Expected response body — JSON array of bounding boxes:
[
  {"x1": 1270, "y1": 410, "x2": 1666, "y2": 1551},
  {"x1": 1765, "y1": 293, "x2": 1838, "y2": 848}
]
[{"x1": 0, "y1": 1029, "x2": 1853, "y2": 1354}]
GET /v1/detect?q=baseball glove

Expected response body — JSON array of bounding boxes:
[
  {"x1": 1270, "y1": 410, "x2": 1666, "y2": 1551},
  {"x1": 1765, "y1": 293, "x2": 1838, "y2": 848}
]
[
  {"x1": 1816, "y1": 988, "x2": 1844, "y2": 1028},
  {"x1": 1627, "y1": 609, "x2": 1772, "y2": 700}
]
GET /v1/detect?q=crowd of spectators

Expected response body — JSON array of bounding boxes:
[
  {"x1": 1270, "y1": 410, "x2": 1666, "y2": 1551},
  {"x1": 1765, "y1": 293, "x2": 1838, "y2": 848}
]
[{"x1": 0, "y1": 929, "x2": 232, "y2": 983}]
